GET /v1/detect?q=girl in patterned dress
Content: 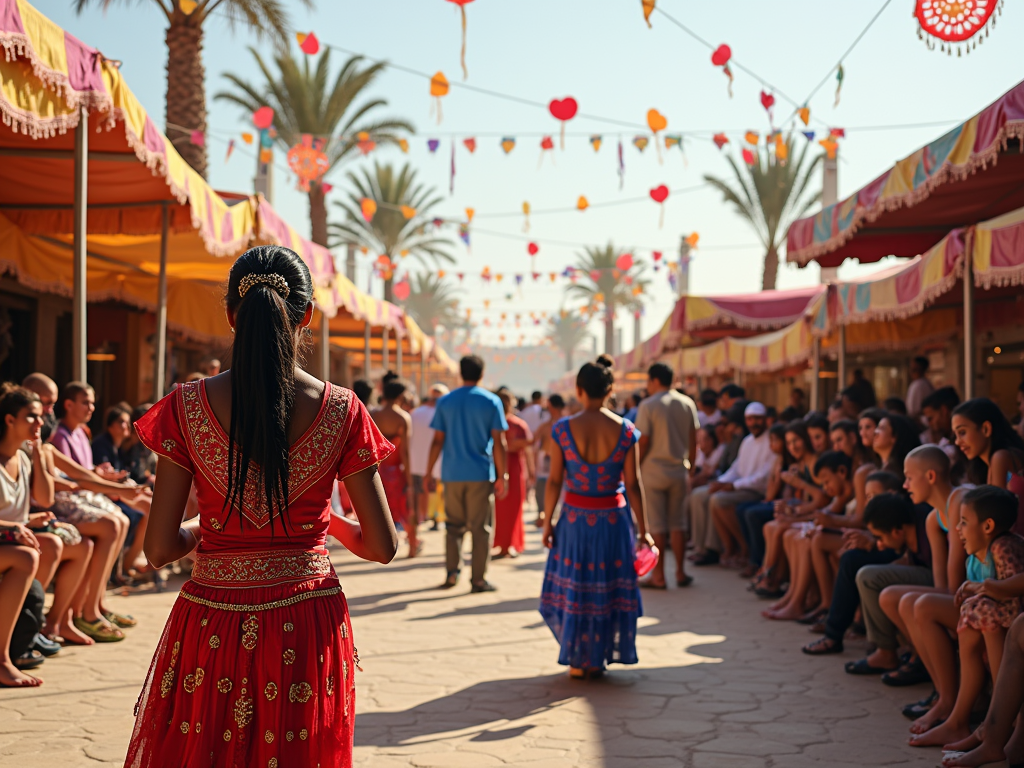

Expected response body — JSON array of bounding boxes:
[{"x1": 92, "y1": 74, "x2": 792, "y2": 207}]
[
  {"x1": 124, "y1": 247, "x2": 398, "y2": 768},
  {"x1": 539, "y1": 356, "x2": 652, "y2": 679},
  {"x1": 911, "y1": 485, "x2": 1024, "y2": 749}
]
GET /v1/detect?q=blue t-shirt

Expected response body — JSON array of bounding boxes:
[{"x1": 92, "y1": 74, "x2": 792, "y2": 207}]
[{"x1": 430, "y1": 386, "x2": 509, "y2": 482}]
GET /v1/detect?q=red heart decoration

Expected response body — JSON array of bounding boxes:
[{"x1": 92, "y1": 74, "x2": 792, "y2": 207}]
[
  {"x1": 711, "y1": 44, "x2": 731, "y2": 67},
  {"x1": 760, "y1": 90, "x2": 775, "y2": 110},
  {"x1": 649, "y1": 185, "x2": 669, "y2": 204},
  {"x1": 393, "y1": 280, "x2": 411, "y2": 301},
  {"x1": 652, "y1": 250, "x2": 663, "y2": 261},
  {"x1": 252, "y1": 106, "x2": 275, "y2": 130},
  {"x1": 616, "y1": 253, "x2": 633, "y2": 271},
  {"x1": 742, "y1": 148, "x2": 756, "y2": 165},
  {"x1": 299, "y1": 32, "x2": 320, "y2": 55},
  {"x1": 548, "y1": 97, "x2": 578, "y2": 122},
  {"x1": 540, "y1": 136, "x2": 554, "y2": 150},
  {"x1": 527, "y1": 242, "x2": 539, "y2": 256}
]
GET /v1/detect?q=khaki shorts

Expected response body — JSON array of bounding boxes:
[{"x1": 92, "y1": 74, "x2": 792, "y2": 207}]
[{"x1": 644, "y1": 475, "x2": 688, "y2": 535}]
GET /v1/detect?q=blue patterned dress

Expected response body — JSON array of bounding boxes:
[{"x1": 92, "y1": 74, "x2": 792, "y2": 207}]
[{"x1": 539, "y1": 417, "x2": 642, "y2": 669}]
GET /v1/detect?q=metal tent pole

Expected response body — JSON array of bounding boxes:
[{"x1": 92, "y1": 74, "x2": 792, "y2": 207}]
[
  {"x1": 153, "y1": 203, "x2": 169, "y2": 401},
  {"x1": 837, "y1": 325, "x2": 847, "y2": 394},
  {"x1": 72, "y1": 107, "x2": 89, "y2": 382},
  {"x1": 419, "y1": 348, "x2": 427, "y2": 396},
  {"x1": 964, "y1": 253, "x2": 974, "y2": 398},
  {"x1": 396, "y1": 333, "x2": 403, "y2": 377},
  {"x1": 382, "y1": 326, "x2": 390, "y2": 372},
  {"x1": 811, "y1": 337, "x2": 821, "y2": 411}
]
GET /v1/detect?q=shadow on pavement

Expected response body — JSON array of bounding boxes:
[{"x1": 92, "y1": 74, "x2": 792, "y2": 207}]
[{"x1": 409, "y1": 596, "x2": 540, "y2": 621}]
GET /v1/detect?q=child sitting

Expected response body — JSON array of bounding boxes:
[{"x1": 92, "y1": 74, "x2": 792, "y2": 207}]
[
  {"x1": 802, "y1": 451, "x2": 857, "y2": 626},
  {"x1": 911, "y1": 485, "x2": 1024, "y2": 748}
]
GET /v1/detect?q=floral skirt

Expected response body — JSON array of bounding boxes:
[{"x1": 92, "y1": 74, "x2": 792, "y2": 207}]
[
  {"x1": 539, "y1": 493, "x2": 641, "y2": 669},
  {"x1": 124, "y1": 549, "x2": 356, "y2": 768}
]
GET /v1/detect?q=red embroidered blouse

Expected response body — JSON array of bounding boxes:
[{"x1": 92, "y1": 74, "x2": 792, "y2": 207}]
[{"x1": 135, "y1": 380, "x2": 393, "y2": 554}]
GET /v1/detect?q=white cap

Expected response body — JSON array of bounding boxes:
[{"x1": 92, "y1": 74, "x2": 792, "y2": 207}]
[{"x1": 744, "y1": 402, "x2": 767, "y2": 417}]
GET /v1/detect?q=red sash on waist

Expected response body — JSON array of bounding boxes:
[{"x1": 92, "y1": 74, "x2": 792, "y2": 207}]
[{"x1": 563, "y1": 491, "x2": 626, "y2": 510}]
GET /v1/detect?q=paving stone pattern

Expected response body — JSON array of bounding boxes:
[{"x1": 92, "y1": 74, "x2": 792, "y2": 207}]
[{"x1": 0, "y1": 524, "x2": 943, "y2": 767}]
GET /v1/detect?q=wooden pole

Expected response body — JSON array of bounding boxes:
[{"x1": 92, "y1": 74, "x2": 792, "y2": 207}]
[
  {"x1": 811, "y1": 337, "x2": 821, "y2": 411},
  {"x1": 364, "y1": 321, "x2": 372, "y2": 379},
  {"x1": 964, "y1": 252, "x2": 974, "y2": 398},
  {"x1": 419, "y1": 349, "x2": 427, "y2": 397},
  {"x1": 837, "y1": 325, "x2": 847, "y2": 394},
  {"x1": 382, "y1": 326, "x2": 390, "y2": 372},
  {"x1": 396, "y1": 333, "x2": 403, "y2": 377},
  {"x1": 153, "y1": 203, "x2": 169, "y2": 401},
  {"x1": 320, "y1": 308, "x2": 331, "y2": 382},
  {"x1": 72, "y1": 107, "x2": 89, "y2": 382}
]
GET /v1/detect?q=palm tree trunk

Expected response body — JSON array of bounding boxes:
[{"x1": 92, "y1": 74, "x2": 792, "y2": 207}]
[
  {"x1": 383, "y1": 277, "x2": 394, "y2": 303},
  {"x1": 565, "y1": 349, "x2": 574, "y2": 372},
  {"x1": 308, "y1": 182, "x2": 328, "y2": 246},
  {"x1": 604, "y1": 307, "x2": 615, "y2": 355},
  {"x1": 762, "y1": 244, "x2": 779, "y2": 291},
  {"x1": 165, "y1": 16, "x2": 207, "y2": 178}
]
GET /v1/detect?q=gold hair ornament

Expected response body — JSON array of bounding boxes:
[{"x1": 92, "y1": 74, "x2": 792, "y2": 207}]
[{"x1": 238, "y1": 273, "x2": 290, "y2": 300}]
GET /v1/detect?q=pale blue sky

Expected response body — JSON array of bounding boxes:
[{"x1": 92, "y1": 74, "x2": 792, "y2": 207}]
[{"x1": 38, "y1": 0, "x2": 1024, "y2": 348}]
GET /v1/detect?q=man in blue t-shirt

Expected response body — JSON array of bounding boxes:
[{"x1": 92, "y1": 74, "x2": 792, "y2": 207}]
[{"x1": 426, "y1": 355, "x2": 508, "y2": 593}]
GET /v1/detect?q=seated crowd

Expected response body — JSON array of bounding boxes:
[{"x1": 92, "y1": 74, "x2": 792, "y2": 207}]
[
  {"x1": 0, "y1": 373, "x2": 163, "y2": 687},
  {"x1": 678, "y1": 374, "x2": 1024, "y2": 767}
]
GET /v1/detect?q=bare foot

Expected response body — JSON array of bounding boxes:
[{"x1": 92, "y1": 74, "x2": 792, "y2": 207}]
[
  {"x1": 0, "y1": 661, "x2": 42, "y2": 688},
  {"x1": 764, "y1": 605, "x2": 806, "y2": 621},
  {"x1": 50, "y1": 620, "x2": 93, "y2": 646},
  {"x1": 909, "y1": 702, "x2": 951, "y2": 734},
  {"x1": 944, "y1": 729, "x2": 984, "y2": 753},
  {"x1": 943, "y1": 744, "x2": 1007, "y2": 767},
  {"x1": 908, "y1": 719, "x2": 972, "y2": 748}
]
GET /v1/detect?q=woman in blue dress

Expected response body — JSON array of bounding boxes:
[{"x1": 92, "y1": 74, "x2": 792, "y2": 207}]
[{"x1": 540, "y1": 356, "x2": 652, "y2": 679}]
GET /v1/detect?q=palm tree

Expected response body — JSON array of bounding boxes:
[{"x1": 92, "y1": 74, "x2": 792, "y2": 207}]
[
  {"x1": 401, "y1": 273, "x2": 462, "y2": 336},
  {"x1": 76, "y1": 0, "x2": 304, "y2": 179},
  {"x1": 547, "y1": 310, "x2": 591, "y2": 373},
  {"x1": 704, "y1": 136, "x2": 822, "y2": 290},
  {"x1": 330, "y1": 162, "x2": 454, "y2": 301},
  {"x1": 217, "y1": 47, "x2": 412, "y2": 245},
  {"x1": 564, "y1": 243, "x2": 652, "y2": 355}
]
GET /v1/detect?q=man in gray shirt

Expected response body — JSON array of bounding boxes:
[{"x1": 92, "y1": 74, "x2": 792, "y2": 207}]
[{"x1": 635, "y1": 362, "x2": 699, "y2": 588}]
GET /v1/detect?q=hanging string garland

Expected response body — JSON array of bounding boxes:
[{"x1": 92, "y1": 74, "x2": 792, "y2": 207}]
[{"x1": 915, "y1": 0, "x2": 1001, "y2": 54}]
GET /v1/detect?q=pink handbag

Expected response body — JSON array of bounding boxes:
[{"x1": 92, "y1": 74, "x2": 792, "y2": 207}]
[{"x1": 634, "y1": 543, "x2": 660, "y2": 578}]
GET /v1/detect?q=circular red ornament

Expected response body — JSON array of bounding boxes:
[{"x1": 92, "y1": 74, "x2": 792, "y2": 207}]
[
  {"x1": 710, "y1": 44, "x2": 731, "y2": 66},
  {"x1": 615, "y1": 253, "x2": 633, "y2": 271},
  {"x1": 915, "y1": 0, "x2": 998, "y2": 43}
]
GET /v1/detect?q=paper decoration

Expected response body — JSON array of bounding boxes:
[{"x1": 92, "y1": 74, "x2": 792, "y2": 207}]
[
  {"x1": 438, "y1": 269, "x2": 446, "y2": 278},
  {"x1": 179, "y1": 0, "x2": 197, "y2": 14},
  {"x1": 225, "y1": 139, "x2": 235, "y2": 162},
  {"x1": 650, "y1": 185, "x2": 668, "y2": 228},
  {"x1": 400, "y1": 205, "x2": 416, "y2": 219},
  {"x1": 522, "y1": 201, "x2": 530, "y2": 232},
  {"x1": 189, "y1": 130, "x2": 205, "y2": 147},
  {"x1": 501, "y1": 137, "x2": 515, "y2": 154},
  {"x1": 713, "y1": 133, "x2": 729, "y2": 149},
  {"x1": 617, "y1": 138, "x2": 625, "y2": 189},
  {"x1": 427, "y1": 138, "x2": 440, "y2": 153},
  {"x1": 802, "y1": 131, "x2": 815, "y2": 141},
  {"x1": 465, "y1": 207, "x2": 475, "y2": 222},
  {"x1": 393, "y1": 279, "x2": 411, "y2": 301},
  {"x1": 830, "y1": 127, "x2": 846, "y2": 138},
  {"x1": 741, "y1": 147, "x2": 755, "y2": 165},
  {"x1": 915, "y1": 0, "x2": 999, "y2": 51},
  {"x1": 590, "y1": 135, "x2": 603, "y2": 152},
  {"x1": 527, "y1": 242, "x2": 539, "y2": 256},
  {"x1": 450, "y1": 141, "x2": 456, "y2": 193},
  {"x1": 589, "y1": 269, "x2": 602, "y2": 282},
  {"x1": 459, "y1": 222, "x2": 470, "y2": 246},
  {"x1": 835, "y1": 64, "x2": 844, "y2": 107},
  {"x1": 775, "y1": 133, "x2": 788, "y2": 163},
  {"x1": 399, "y1": 248, "x2": 409, "y2": 257},
  {"x1": 259, "y1": 148, "x2": 272, "y2": 163},
  {"x1": 642, "y1": 0, "x2": 655, "y2": 26},
  {"x1": 548, "y1": 97, "x2": 578, "y2": 149},
  {"x1": 296, "y1": 32, "x2": 320, "y2": 55},
  {"x1": 241, "y1": 132, "x2": 254, "y2": 145},
  {"x1": 356, "y1": 131, "x2": 375, "y2": 155},
  {"x1": 445, "y1": 0, "x2": 476, "y2": 79},
  {"x1": 632, "y1": 136, "x2": 649, "y2": 153},
  {"x1": 760, "y1": 91, "x2": 775, "y2": 124},
  {"x1": 652, "y1": 251, "x2": 663, "y2": 261},
  {"x1": 253, "y1": 106, "x2": 274, "y2": 130},
  {"x1": 539, "y1": 136, "x2": 555, "y2": 167},
  {"x1": 576, "y1": 196, "x2": 589, "y2": 211},
  {"x1": 798, "y1": 106, "x2": 810, "y2": 126},
  {"x1": 398, "y1": 138, "x2": 409, "y2": 153},
  {"x1": 430, "y1": 72, "x2": 449, "y2": 124},
  {"x1": 710, "y1": 44, "x2": 733, "y2": 97},
  {"x1": 616, "y1": 253, "x2": 634, "y2": 271},
  {"x1": 463, "y1": 137, "x2": 477, "y2": 153},
  {"x1": 287, "y1": 135, "x2": 330, "y2": 191},
  {"x1": 360, "y1": 198, "x2": 377, "y2": 221},
  {"x1": 819, "y1": 137, "x2": 838, "y2": 159},
  {"x1": 647, "y1": 109, "x2": 668, "y2": 163},
  {"x1": 744, "y1": 131, "x2": 759, "y2": 146}
]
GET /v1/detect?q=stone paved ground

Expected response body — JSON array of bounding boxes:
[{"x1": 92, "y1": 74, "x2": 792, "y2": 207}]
[{"x1": 0, "y1": 520, "x2": 946, "y2": 768}]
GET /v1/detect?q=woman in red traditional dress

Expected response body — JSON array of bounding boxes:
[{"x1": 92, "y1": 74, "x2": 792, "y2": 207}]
[
  {"x1": 124, "y1": 246, "x2": 398, "y2": 768},
  {"x1": 493, "y1": 390, "x2": 533, "y2": 559}
]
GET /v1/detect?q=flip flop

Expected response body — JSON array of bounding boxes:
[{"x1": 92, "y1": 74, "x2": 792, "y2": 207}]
[
  {"x1": 677, "y1": 575, "x2": 694, "y2": 587},
  {"x1": 73, "y1": 617, "x2": 125, "y2": 643},
  {"x1": 102, "y1": 610, "x2": 137, "y2": 629},
  {"x1": 802, "y1": 637, "x2": 843, "y2": 655},
  {"x1": 844, "y1": 658, "x2": 896, "y2": 675}
]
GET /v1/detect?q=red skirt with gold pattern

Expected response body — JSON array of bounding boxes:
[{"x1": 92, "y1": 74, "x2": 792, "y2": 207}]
[{"x1": 124, "y1": 548, "x2": 356, "y2": 768}]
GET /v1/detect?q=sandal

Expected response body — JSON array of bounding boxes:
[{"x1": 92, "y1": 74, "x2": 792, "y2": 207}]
[
  {"x1": 844, "y1": 658, "x2": 896, "y2": 675},
  {"x1": 73, "y1": 617, "x2": 125, "y2": 643},
  {"x1": 102, "y1": 610, "x2": 137, "y2": 629},
  {"x1": 797, "y1": 608, "x2": 829, "y2": 625},
  {"x1": 677, "y1": 575, "x2": 694, "y2": 587},
  {"x1": 802, "y1": 636, "x2": 843, "y2": 655},
  {"x1": 902, "y1": 690, "x2": 939, "y2": 719},
  {"x1": 882, "y1": 657, "x2": 931, "y2": 687}
]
